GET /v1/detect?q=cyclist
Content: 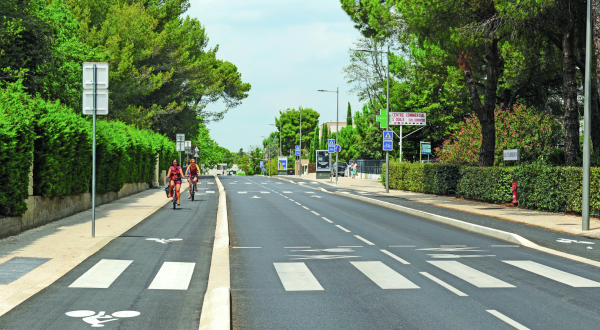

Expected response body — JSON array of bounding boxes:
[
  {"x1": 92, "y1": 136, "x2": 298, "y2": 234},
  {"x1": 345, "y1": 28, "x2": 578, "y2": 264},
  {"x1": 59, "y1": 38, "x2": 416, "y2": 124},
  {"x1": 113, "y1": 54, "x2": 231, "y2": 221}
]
[
  {"x1": 186, "y1": 159, "x2": 201, "y2": 199},
  {"x1": 167, "y1": 159, "x2": 185, "y2": 205}
]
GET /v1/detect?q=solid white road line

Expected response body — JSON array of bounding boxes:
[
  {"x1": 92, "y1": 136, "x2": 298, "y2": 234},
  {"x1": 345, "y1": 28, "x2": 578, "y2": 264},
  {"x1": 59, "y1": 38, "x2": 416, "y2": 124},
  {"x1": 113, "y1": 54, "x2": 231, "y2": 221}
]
[
  {"x1": 354, "y1": 235, "x2": 375, "y2": 245},
  {"x1": 339, "y1": 246, "x2": 362, "y2": 248},
  {"x1": 148, "y1": 262, "x2": 196, "y2": 290},
  {"x1": 420, "y1": 272, "x2": 467, "y2": 296},
  {"x1": 274, "y1": 263, "x2": 324, "y2": 291},
  {"x1": 335, "y1": 225, "x2": 351, "y2": 233},
  {"x1": 260, "y1": 191, "x2": 270, "y2": 194},
  {"x1": 380, "y1": 249, "x2": 410, "y2": 265},
  {"x1": 284, "y1": 247, "x2": 311, "y2": 249},
  {"x1": 69, "y1": 259, "x2": 133, "y2": 288},
  {"x1": 491, "y1": 245, "x2": 519, "y2": 247},
  {"x1": 321, "y1": 217, "x2": 334, "y2": 223},
  {"x1": 389, "y1": 245, "x2": 416, "y2": 248},
  {"x1": 351, "y1": 261, "x2": 419, "y2": 289},
  {"x1": 427, "y1": 261, "x2": 515, "y2": 288},
  {"x1": 232, "y1": 247, "x2": 261, "y2": 249},
  {"x1": 502, "y1": 260, "x2": 600, "y2": 287},
  {"x1": 487, "y1": 310, "x2": 530, "y2": 330},
  {"x1": 302, "y1": 206, "x2": 309, "y2": 210},
  {"x1": 311, "y1": 211, "x2": 320, "y2": 216}
]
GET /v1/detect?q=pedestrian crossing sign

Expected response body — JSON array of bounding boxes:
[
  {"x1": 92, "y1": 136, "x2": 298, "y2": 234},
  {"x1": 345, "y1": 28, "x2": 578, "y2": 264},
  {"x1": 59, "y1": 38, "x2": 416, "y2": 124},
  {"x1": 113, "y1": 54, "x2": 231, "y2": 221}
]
[
  {"x1": 328, "y1": 139, "x2": 335, "y2": 153},
  {"x1": 383, "y1": 131, "x2": 393, "y2": 141}
]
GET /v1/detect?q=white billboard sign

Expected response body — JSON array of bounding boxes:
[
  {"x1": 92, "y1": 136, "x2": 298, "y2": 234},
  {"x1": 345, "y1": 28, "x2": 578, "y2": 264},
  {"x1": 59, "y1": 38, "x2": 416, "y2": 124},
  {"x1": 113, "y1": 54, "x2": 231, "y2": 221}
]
[
  {"x1": 389, "y1": 112, "x2": 426, "y2": 126},
  {"x1": 82, "y1": 90, "x2": 109, "y2": 115},
  {"x1": 82, "y1": 62, "x2": 109, "y2": 90},
  {"x1": 503, "y1": 149, "x2": 520, "y2": 161}
]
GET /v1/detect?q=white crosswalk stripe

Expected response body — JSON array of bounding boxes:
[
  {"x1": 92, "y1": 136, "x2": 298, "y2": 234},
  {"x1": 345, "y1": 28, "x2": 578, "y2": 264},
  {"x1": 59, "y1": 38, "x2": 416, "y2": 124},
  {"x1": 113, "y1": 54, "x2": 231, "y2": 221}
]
[
  {"x1": 69, "y1": 259, "x2": 132, "y2": 288},
  {"x1": 428, "y1": 261, "x2": 515, "y2": 288},
  {"x1": 502, "y1": 260, "x2": 600, "y2": 287},
  {"x1": 274, "y1": 262, "x2": 324, "y2": 291},
  {"x1": 148, "y1": 262, "x2": 196, "y2": 290},
  {"x1": 351, "y1": 261, "x2": 420, "y2": 289}
]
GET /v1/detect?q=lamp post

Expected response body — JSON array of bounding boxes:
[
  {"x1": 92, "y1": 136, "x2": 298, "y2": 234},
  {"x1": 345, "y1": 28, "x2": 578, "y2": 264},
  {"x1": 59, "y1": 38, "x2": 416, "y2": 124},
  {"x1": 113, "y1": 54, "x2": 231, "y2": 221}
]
[
  {"x1": 318, "y1": 88, "x2": 339, "y2": 185},
  {"x1": 269, "y1": 123, "x2": 278, "y2": 156},
  {"x1": 358, "y1": 46, "x2": 390, "y2": 193},
  {"x1": 583, "y1": 0, "x2": 592, "y2": 230}
]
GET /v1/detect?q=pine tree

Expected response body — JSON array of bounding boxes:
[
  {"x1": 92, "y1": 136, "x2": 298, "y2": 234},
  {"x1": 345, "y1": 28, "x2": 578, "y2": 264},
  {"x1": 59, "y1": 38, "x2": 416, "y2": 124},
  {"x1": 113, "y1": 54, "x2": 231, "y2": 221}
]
[
  {"x1": 320, "y1": 124, "x2": 328, "y2": 150},
  {"x1": 347, "y1": 102, "x2": 352, "y2": 126}
]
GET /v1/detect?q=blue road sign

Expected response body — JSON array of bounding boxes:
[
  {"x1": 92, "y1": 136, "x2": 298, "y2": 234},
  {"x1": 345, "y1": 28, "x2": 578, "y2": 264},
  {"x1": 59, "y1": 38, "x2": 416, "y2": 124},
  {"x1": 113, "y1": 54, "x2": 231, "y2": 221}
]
[
  {"x1": 383, "y1": 131, "x2": 393, "y2": 141},
  {"x1": 260, "y1": 161, "x2": 264, "y2": 168},
  {"x1": 335, "y1": 144, "x2": 342, "y2": 153},
  {"x1": 421, "y1": 143, "x2": 431, "y2": 155},
  {"x1": 295, "y1": 145, "x2": 301, "y2": 156},
  {"x1": 383, "y1": 141, "x2": 393, "y2": 151},
  {"x1": 262, "y1": 168, "x2": 266, "y2": 172},
  {"x1": 328, "y1": 139, "x2": 336, "y2": 153}
]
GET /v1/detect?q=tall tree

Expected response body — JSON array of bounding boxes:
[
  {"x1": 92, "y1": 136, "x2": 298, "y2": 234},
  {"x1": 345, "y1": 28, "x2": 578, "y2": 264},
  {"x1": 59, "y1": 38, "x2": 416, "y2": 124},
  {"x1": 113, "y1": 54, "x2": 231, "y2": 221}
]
[
  {"x1": 275, "y1": 107, "x2": 320, "y2": 153},
  {"x1": 347, "y1": 102, "x2": 353, "y2": 126}
]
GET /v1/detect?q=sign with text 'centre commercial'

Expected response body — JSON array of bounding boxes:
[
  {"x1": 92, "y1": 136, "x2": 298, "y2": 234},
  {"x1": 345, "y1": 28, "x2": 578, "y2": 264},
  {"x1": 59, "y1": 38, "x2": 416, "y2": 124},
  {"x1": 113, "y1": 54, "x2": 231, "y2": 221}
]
[{"x1": 389, "y1": 112, "x2": 426, "y2": 126}]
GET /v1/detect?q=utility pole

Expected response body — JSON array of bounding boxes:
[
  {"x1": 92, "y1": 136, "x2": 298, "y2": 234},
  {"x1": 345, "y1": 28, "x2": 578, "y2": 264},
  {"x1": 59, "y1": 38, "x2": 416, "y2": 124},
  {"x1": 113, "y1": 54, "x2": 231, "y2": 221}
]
[{"x1": 583, "y1": 0, "x2": 592, "y2": 230}]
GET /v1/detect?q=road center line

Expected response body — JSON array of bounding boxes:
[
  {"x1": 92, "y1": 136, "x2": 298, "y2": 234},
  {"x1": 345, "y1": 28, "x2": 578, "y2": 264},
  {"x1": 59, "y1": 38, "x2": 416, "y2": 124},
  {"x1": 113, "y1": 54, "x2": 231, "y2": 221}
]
[
  {"x1": 335, "y1": 225, "x2": 351, "y2": 233},
  {"x1": 302, "y1": 206, "x2": 309, "y2": 210},
  {"x1": 486, "y1": 310, "x2": 530, "y2": 330},
  {"x1": 295, "y1": 202, "x2": 301, "y2": 205},
  {"x1": 339, "y1": 246, "x2": 362, "y2": 248},
  {"x1": 311, "y1": 211, "x2": 320, "y2": 216},
  {"x1": 232, "y1": 247, "x2": 261, "y2": 249},
  {"x1": 389, "y1": 245, "x2": 416, "y2": 248},
  {"x1": 380, "y1": 249, "x2": 410, "y2": 264},
  {"x1": 284, "y1": 247, "x2": 311, "y2": 249},
  {"x1": 420, "y1": 272, "x2": 467, "y2": 296},
  {"x1": 354, "y1": 235, "x2": 375, "y2": 245},
  {"x1": 321, "y1": 217, "x2": 333, "y2": 223}
]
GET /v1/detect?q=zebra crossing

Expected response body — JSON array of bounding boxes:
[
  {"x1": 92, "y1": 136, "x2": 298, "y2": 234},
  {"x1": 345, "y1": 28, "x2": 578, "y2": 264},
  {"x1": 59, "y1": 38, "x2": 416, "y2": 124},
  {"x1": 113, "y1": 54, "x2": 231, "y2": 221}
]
[
  {"x1": 273, "y1": 259, "x2": 600, "y2": 292},
  {"x1": 68, "y1": 259, "x2": 195, "y2": 290}
]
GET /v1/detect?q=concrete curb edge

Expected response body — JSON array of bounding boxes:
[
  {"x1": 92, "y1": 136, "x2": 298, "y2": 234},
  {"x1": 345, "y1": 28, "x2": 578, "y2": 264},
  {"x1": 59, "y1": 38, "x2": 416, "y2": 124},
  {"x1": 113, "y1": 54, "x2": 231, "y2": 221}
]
[
  {"x1": 198, "y1": 176, "x2": 230, "y2": 330},
  {"x1": 273, "y1": 176, "x2": 600, "y2": 268}
]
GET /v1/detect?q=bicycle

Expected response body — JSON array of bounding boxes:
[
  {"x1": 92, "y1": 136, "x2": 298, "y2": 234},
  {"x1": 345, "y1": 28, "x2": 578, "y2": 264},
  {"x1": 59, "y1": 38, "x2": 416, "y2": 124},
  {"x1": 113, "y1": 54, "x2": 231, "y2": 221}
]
[
  {"x1": 165, "y1": 181, "x2": 178, "y2": 209},
  {"x1": 189, "y1": 176, "x2": 197, "y2": 201}
]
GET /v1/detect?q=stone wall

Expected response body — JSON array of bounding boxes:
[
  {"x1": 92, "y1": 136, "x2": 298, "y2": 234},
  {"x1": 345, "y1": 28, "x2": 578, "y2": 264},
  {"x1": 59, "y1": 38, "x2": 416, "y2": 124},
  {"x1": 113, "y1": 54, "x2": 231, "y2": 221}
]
[{"x1": 0, "y1": 182, "x2": 149, "y2": 239}]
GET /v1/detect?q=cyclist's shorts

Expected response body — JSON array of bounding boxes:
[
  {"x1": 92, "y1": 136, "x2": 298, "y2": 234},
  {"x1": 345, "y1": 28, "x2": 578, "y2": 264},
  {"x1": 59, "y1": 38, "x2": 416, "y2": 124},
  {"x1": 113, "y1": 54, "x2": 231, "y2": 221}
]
[
  {"x1": 170, "y1": 178, "x2": 182, "y2": 185},
  {"x1": 189, "y1": 174, "x2": 199, "y2": 180}
]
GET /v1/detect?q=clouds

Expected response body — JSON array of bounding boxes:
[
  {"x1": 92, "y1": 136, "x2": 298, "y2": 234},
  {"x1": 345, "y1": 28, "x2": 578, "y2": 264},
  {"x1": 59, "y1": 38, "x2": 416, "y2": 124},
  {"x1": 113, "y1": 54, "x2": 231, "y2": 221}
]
[{"x1": 188, "y1": 0, "x2": 362, "y2": 151}]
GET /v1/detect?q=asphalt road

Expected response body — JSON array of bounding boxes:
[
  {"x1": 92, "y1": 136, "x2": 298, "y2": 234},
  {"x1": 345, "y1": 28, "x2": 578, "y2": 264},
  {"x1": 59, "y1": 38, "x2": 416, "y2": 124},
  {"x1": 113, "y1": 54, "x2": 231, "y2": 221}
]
[
  {"x1": 227, "y1": 175, "x2": 600, "y2": 330},
  {"x1": 0, "y1": 176, "x2": 218, "y2": 330},
  {"x1": 283, "y1": 176, "x2": 600, "y2": 262}
]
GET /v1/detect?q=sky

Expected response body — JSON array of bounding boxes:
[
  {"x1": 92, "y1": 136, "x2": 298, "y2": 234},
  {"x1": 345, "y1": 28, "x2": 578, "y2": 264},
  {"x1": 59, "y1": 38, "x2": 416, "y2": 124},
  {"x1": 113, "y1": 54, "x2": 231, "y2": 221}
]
[{"x1": 187, "y1": 0, "x2": 363, "y2": 152}]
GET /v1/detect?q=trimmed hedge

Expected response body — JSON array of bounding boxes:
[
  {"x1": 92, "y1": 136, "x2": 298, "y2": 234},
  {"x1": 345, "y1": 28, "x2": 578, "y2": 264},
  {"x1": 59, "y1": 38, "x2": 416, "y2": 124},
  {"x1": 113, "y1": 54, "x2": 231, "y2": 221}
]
[
  {"x1": 384, "y1": 161, "x2": 600, "y2": 216},
  {"x1": 0, "y1": 81, "x2": 177, "y2": 217}
]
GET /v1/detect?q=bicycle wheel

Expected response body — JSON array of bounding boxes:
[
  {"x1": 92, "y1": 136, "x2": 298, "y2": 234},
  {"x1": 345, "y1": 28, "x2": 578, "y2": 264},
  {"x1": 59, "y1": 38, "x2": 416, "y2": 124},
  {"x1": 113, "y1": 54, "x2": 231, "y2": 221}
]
[{"x1": 172, "y1": 196, "x2": 176, "y2": 209}]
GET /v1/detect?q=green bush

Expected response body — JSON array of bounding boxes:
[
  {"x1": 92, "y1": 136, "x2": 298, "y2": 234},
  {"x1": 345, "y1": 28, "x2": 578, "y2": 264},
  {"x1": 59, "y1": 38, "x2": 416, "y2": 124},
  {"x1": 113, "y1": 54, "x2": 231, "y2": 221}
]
[
  {"x1": 385, "y1": 161, "x2": 459, "y2": 195},
  {"x1": 0, "y1": 83, "x2": 35, "y2": 216},
  {"x1": 455, "y1": 167, "x2": 515, "y2": 204}
]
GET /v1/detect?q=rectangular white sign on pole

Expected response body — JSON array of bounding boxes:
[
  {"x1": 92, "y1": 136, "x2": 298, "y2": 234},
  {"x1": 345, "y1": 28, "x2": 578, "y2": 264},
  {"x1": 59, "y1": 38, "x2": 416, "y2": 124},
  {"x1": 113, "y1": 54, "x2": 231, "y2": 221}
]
[
  {"x1": 503, "y1": 149, "x2": 520, "y2": 161},
  {"x1": 82, "y1": 62, "x2": 109, "y2": 89},
  {"x1": 82, "y1": 90, "x2": 109, "y2": 115},
  {"x1": 389, "y1": 112, "x2": 426, "y2": 126}
]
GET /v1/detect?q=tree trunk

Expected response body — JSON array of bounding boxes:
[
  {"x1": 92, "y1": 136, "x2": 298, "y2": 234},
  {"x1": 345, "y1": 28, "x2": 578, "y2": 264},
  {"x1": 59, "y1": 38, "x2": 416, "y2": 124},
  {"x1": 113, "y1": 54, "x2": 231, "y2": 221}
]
[
  {"x1": 459, "y1": 39, "x2": 499, "y2": 167},
  {"x1": 563, "y1": 18, "x2": 581, "y2": 165}
]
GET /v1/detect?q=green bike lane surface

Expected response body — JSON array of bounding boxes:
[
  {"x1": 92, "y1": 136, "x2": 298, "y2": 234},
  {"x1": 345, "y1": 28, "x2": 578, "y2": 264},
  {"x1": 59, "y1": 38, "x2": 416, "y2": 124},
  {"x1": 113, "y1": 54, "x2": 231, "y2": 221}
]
[
  {"x1": 282, "y1": 176, "x2": 600, "y2": 262},
  {"x1": 227, "y1": 176, "x2": 600, "y2": 330},
  {"x1": 0, "y1": 176, "x2": 218, "y2": 330}
]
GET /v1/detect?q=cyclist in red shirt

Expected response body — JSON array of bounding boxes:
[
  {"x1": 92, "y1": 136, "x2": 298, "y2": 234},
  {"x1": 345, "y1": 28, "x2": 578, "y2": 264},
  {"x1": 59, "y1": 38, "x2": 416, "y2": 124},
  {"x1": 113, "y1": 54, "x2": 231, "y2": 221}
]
[{"x1": 167, "y1": 159, "x2": 185, "y2": 205}]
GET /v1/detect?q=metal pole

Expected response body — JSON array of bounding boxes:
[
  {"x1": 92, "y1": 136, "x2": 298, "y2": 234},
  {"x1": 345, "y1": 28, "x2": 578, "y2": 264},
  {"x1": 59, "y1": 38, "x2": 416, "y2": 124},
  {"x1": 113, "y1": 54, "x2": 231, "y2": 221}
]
[
  {"x1": 385, "y1": 46, "x2": 390, "y2": 193},
  {"x1": 583, "y1": 0, "x2": 592, "y2": 231},
  {"x1": 92, "y1": 64, "x2": 97, "y2": 237},
  {"x1": 336, "y1": 87, "x2": 339, "y2": 185},
  {"x1": 299, "y1": 109, "x2": 302, "y2": 176},
  {"x1": 399, "y1": 125, "x2": 403, "y2": 162},
  {"x1": 420, "y1": 142, "x2": 422, "y2": 163}
]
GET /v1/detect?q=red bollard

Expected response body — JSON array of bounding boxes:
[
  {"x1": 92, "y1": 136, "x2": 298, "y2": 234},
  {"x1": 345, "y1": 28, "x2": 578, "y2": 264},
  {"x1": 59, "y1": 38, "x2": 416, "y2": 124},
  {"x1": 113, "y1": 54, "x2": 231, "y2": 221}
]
[{"x1": 512, "y1": 182, "x2": 518, "y2": 206}]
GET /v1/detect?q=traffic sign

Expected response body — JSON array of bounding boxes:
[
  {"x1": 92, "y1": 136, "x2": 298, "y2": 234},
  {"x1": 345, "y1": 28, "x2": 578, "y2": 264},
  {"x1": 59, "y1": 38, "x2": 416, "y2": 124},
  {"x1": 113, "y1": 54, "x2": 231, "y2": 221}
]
[
  {"x1": 421, "y1": 143, "x2": 431, "y2": 155},
  {"x1": 335, "y1": 144, "x2": 342, "y2": 153},
  {"x1": 389, "y1": 112, "x2": 426, "y2": 126},
  {"x1": 265, "y1": 154, "x2": 269, "y2": 160},
  {"x1": 82, "y1": 62, "x2": 109, "y2": 89},
  {"x1": 295, "y1": 145, "x2": 301, "y2": 156},
  {"x1": 194, "y1": 153, "x2": 198, "y2": 157},
  {"x1": 260, "y1": 161, "x2": 264, "y2": 168},
  {"x1": 383, "y1": 141, "x2": 393, "y2": 151},
  {"x1": 262, "y1": 168, "x2": 266, "y2": 172},
  {"x1": 328, "y1": 139, "x2": 336, "y2": 153},
  {"x1": 194, "y1": 147, "x2": 199, "y2": 153},
  {"x1": 82, "y1": 90, "x2": 108, "y2": 115},
  {"x1": 383, "y1": 131, "x2": 393, "y2": 141}
]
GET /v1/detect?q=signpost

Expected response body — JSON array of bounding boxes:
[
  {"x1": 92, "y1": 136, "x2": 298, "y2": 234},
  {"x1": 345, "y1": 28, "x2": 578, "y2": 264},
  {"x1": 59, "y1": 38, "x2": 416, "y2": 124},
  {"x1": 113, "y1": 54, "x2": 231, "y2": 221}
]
[
  {"x1": 383, "y1": 131, "x2": 393, "y2": 151},
  {"x1": 260, "y1": 161, "x2": 264, "y2": 168},
  {"x1": 503, "y1": 149, "x2": 520, "y2": 166},
  {"x1": 420, "y1": 142, "x2": 431, "y2": 163},
  {"x1": 388, "y1": 112, "x2": 426, "y2": 162},
  {"x1": 328, "y1": 139, "x2": 335, "y2": 182},
  {"x1": 335, "y1": 144, "x2": 342, "y2": 153},
  {"x1": 82, "y1": 62, "x2": 109, "y2": 238},
  {"x1": 176, "y1": 134, "x2": 185, "y2": 166}
]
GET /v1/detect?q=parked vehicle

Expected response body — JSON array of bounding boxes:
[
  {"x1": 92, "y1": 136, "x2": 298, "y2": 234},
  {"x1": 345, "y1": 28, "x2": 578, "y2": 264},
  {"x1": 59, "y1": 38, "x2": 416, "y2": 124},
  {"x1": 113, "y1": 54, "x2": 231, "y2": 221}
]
[{"x1": 333, "y1": 162, "x2": 348, "y2": 177}]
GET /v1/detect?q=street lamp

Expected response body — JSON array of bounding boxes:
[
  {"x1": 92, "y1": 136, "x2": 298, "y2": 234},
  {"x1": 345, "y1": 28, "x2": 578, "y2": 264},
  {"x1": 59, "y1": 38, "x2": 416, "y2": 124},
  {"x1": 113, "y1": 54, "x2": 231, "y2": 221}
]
[
  {"x1": 318, "y1": 88, "x2": 339, "y2": 185},
  {"x1": 357, "y1": 46, "x2": 390, "y2": 193},
  {"x1": 269, "y1": 123, "x2": 279, "y2": 156}
]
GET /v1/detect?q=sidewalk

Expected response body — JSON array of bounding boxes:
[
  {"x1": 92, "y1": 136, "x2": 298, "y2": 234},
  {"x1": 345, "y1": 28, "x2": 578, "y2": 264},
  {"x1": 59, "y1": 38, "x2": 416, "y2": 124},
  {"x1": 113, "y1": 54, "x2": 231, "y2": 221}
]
[
  {"x1": 288, "y1": 173, "x2": 600, "y2": 239},
  {"x1": 0, "y1": 183, "x2": 187, "y2": 317}
]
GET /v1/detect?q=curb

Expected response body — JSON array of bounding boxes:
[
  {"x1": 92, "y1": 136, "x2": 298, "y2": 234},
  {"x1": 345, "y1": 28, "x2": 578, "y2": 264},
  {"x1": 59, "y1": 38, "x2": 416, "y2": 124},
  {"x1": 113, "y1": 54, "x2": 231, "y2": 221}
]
[
  {"x1": 273, "y1": 176, "x2": 600, "y2": 268},
  {"x1": 198, "y1": 176, "x2": 230, "y2": 330}
]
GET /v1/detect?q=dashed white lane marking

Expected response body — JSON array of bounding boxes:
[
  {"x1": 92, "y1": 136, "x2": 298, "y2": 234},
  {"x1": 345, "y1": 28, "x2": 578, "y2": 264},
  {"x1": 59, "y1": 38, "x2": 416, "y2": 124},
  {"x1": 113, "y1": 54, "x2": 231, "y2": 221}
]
[
  {"x1": 260, "y1": 191, "x2": 270, "y2": 194},
  {"x1": 295, "y1": 202, "x2": 301, "y2": 205},
  {"x1": 322, "y1": 217, "x2": 333, "y2": 223},
  {"x1": 491, "y1": 245, "x2": 519, "y2": 248},
  {"x1": 69, "y1": 259, "x2": 133, "y2": 288},
  {"x1": 339, "y1": 246, "x2": 362, "y2": 248},
  {"x1": 274, "y1": 263, "x2": 324, "y2": 291},
  {"x1": 305, "y1": 192, "x2": 313, "y2": 193},
  {"x1": 420, "y1": 272, "x2": 468, "y2": 296},
  {"x1": 283, "y1": 191, "x2": 293, "y2": 193},
  {"x1": 148, "y1": 262, "x2": 195, "y2": 290},
  {"x1": 311, "y1": 211, "x2": 320, "y2": 216},
  {"x1": 335, "y1": 225, "x2": 351, "y2": 233},
  {"x1": 389, "y1": 245, "x2": 416, "y2": 248},
  {"x1": 289, "y1": 199, "x2": 295, "y2": 201},
  {"x1": 206, "y1": 191, "x2": 215, "y2": 193},
  {"x1": 354, "y1": 235, "x2": 375, "y2": 245},
  {"x1": 427, "y1": 261, "x2": 515, "y2": 288},
  {"x1": 237, "y1": 192, "x2": 247, "y2": 194},
  {"x1": 380, "y1": 249, "x2": 410, "y2": 265},
  {"x1": 284, "y1": 247, "x2": 311, "y2": 249},
  {"x1": 245, "y1": 183, "x2": 252, "y2": 184},
  {"x1": 502, "y1": 260, "x2": 600, "y2": 287},
  {"x1": 302, "y1": 206, "x2": 309, "y2": 210},
  {"x1": 351, "y1": 261, "x2": 420, "y2": 289},
  {"x1": 232, "y1": 247, "x2": 261, "y2": 248},
  {"x1": 340, "y1": 192, "x2": 350, "y2": 194},
  {"x1": 487, "y1": 310, "x2": 530, "y2": 330}
]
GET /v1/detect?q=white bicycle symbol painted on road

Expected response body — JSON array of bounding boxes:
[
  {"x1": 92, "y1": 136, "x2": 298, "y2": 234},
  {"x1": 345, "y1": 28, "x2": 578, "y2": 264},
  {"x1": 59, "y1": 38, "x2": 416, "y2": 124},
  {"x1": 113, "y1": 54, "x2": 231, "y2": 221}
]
[
  {"x1": 146, "y1": 238, "x2": 183, "y2": 244},
  {"x1": 65, "y1": 310, "x2": 140, "y2": 327}
]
